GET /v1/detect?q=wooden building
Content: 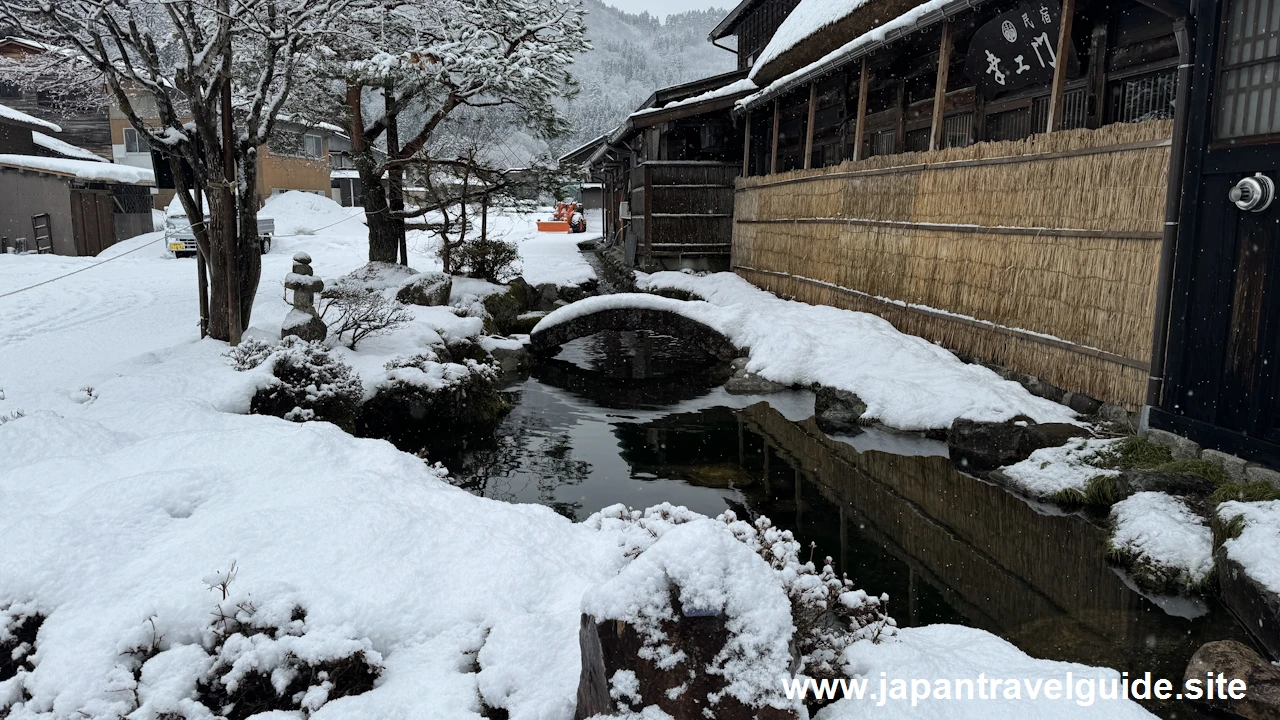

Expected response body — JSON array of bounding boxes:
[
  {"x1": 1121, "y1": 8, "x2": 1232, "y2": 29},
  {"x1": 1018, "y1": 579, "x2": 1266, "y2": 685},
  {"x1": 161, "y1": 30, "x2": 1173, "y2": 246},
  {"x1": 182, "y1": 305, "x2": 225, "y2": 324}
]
[
  {"x1": 0, "y1": 36, "x2": 113, "y2": 160},
  {"x1": 0, "y1": 107, "x2": 154, "y2": 257},
  {"x1": 574, "y1": 70, "x2": 758, "y2": 271},
  {"x1": 709, "y1": 0, "x2": 804, "y2": 71},
  {"x1": 730, "y1": 0, "x2": 1279, "y2": 466}
]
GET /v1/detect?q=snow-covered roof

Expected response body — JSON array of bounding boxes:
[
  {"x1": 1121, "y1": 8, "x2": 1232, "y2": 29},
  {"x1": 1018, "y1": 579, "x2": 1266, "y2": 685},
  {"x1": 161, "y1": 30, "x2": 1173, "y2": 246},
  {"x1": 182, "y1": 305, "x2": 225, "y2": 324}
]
[
  {"x1": 0, "y1": 154, "x2": 154, "y2": 184},
  {"x1": 33, "y1": 132, "x2": 107, "y2": 162},
  {"x1": 0, "y1": 103, "x2": 62, "y2": 133},
  {"x1": 630, "y1": 78, "x2": 758, "y2": 120},
  {"x1": 750, "y1": 0, "x2": 875, "y2": 80},
  {"x1": 331, "y1": 169, "x2": 360, "y2": 179},
  {"x1": 739, "y1": 0, "x2": 961, "y2": 112}
]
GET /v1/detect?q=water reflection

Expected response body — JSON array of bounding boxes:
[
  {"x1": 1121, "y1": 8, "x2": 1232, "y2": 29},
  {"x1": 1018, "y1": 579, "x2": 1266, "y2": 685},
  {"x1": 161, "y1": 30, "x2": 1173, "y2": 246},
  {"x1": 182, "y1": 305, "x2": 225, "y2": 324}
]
[{"x1": 440, "y1": 331, "x2": 1250, "y2": 718}]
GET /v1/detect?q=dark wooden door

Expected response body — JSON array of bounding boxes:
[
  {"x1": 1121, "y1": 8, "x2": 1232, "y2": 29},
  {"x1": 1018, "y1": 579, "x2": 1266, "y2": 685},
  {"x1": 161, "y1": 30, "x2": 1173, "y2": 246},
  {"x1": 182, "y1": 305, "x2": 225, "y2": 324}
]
[
  {"x1": 1158, "y1": 0, "x2": 1280, "y2": 465},
  {"x1": 70, "y1": 188, "x2": 116, "y2": 257}
]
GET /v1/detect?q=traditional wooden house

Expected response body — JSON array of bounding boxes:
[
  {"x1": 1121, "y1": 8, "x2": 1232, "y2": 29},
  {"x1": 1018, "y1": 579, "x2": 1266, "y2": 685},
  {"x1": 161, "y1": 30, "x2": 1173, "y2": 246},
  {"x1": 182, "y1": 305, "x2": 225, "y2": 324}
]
[
  {"x1": 576, "y1": 70, "x2": 757, "y2": 271},
  {"x1": 730, "y1": 0, "x2": 1278, "y2": 466},
  {"x1": 0, "y1": 104, "x2": 154, "y2": 256}
]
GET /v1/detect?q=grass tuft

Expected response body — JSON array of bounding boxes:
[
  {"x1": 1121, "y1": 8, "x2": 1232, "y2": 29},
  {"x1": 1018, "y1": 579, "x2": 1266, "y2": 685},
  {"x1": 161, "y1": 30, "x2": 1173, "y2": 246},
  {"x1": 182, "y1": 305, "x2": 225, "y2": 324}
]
[
  {"x1": 1088, "y1": 437, "x2": 1172, "y2": 470},
  {"x1": 1083, "y1": 474, "x2": 1126, "y2": 507},
  {"x1": 1211, "y1": 482, "x2": 1280, "y2": 505}
]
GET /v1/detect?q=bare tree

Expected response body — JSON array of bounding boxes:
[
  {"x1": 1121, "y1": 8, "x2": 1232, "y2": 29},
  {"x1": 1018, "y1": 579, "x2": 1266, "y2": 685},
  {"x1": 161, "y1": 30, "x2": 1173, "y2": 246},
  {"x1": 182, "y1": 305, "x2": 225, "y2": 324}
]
[
  {"x1": 0, "y1": 0, "x2": 349, "y2": 341},
  {"x1": 292, "y1": 0, "x2": 589, "y2": 265}
]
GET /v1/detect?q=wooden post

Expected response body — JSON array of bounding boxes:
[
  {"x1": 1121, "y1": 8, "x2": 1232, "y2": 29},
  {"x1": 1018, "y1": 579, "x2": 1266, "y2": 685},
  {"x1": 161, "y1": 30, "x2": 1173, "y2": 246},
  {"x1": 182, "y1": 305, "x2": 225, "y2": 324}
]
[
  {"x1": 803, "y1": 81, "x2": 817, "y2": 169},
  {"x1": 893, "y1": 80, "x2": 906, "y2": 154},
  {"x1": 853, "y1": 58, "x2": 869, "y2": 161},
  {"x1": 1046, "y1": 0, "x2": 1076, "y2": 133},
  {"x1": 1086, "y1": 21, "x2": 1108, "y2": 129},
  {"x1": 770, "y1": 99, "x2": 780, "y2": 174},
  {"x1": 929, "y1": 22, "x2": 953, "y2": 151},
  {"x1": 743, "y1": 111, "x2": 752, "y2": 175}
]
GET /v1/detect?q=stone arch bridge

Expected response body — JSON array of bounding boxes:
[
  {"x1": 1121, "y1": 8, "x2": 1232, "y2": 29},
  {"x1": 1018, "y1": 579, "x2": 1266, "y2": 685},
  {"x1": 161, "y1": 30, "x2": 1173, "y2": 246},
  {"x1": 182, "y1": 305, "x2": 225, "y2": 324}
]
[{"x1": 528, "y1": 294, "x2": 741, "y2": 360}]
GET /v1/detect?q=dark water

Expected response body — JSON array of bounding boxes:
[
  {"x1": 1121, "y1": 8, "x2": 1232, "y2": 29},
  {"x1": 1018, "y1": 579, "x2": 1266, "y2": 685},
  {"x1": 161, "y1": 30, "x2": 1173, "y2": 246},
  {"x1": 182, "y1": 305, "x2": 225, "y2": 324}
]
[{"x1": 433, "y1": 330, "x2": 1253, "y2": 719}]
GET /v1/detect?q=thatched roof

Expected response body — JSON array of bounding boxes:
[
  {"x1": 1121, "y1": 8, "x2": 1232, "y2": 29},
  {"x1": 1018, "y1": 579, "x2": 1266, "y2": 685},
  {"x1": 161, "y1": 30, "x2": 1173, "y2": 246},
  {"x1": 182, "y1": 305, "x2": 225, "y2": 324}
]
[{"x1": 749, "y1": 0, "x2": 944, "y2": 87}]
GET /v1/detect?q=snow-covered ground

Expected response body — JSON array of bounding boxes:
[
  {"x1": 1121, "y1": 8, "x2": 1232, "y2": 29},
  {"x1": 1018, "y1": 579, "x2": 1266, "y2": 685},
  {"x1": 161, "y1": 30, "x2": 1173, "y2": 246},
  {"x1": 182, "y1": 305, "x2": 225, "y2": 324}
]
[
  {"x1": 535, "y1": 272, "x2": 1078, "y2": 432},
  {"x1": 1, "y1": 194, "x2": 1157, "y2": 719}
]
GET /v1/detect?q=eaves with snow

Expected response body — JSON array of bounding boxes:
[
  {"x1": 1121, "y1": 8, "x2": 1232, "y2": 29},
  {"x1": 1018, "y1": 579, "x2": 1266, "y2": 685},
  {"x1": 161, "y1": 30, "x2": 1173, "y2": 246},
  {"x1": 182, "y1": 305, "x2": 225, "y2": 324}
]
[
  {"x1": 33, "y1": 132, "x2": 108, "y2": 163},
  {"x1": 0, "y1": 154, "x2": 155, "y2": 185},
  {"x1": 741, "y1": 0, "x2": 968, "y2": 110},
  {"x1": 0, "y1": 102, "x2": 62, "y2": 133}
]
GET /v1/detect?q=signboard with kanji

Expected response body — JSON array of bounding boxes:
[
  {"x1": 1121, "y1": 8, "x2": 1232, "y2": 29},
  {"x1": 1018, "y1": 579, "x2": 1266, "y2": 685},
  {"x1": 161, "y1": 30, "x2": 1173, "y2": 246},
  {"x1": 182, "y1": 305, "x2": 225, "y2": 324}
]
[{"x1": 963, "y1": 0, "x2": 1080, "y2": 100}]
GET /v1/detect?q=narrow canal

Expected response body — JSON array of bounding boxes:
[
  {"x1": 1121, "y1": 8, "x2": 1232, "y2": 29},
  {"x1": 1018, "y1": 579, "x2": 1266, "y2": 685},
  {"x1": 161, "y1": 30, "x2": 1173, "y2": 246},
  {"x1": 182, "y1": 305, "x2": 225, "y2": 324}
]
[{"x1": 429, "y1": 328, "x2": 1250, "y2": 719}]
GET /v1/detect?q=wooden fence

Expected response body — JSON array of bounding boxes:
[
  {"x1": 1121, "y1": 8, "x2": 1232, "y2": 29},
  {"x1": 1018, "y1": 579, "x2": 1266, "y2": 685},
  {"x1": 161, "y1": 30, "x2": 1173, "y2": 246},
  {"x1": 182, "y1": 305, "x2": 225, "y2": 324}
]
[
  {"x1": 631, "y1": 161, "x2": 738, "y2": 270},
  {"x1": 733, "y1": 120, "x2": 1173, "y2": 408}
]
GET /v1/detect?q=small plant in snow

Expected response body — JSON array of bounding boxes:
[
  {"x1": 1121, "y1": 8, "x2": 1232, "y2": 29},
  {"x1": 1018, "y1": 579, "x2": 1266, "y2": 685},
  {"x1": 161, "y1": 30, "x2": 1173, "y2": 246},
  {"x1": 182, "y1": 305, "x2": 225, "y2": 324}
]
[
  {"x1": 225, "y1": 338, "x2": 276, "y2": 371},
  {"x1": 0, "y1": 409, "x2": 25, "y2": 426},
  {"x1": 456, "y1": 236, "x2": 522, "y2": 282},
  {"x1": 320, "y1": 285, "x2": 412, "y2": 350},
  {"x1": 716, "y1": 511, "x2": 895, "y2": 679},
  {"x1": 249, "y1": 337, "x2": 363, "y2": 431}
]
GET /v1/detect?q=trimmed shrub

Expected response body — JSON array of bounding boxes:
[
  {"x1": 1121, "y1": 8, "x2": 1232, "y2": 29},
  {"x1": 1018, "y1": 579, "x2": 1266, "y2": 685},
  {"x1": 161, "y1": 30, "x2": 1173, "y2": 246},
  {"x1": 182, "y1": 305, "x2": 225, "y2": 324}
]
[{"x1": 250, "y1": 337, "x2": 363, "y2": 431}]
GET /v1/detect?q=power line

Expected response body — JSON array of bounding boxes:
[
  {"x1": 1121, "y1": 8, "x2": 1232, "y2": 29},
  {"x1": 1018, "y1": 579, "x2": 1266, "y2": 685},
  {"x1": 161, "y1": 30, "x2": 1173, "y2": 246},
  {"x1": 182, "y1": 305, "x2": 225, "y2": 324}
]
[{"x1": 0, "y1": 237, "x2": 163, "y2": 300}]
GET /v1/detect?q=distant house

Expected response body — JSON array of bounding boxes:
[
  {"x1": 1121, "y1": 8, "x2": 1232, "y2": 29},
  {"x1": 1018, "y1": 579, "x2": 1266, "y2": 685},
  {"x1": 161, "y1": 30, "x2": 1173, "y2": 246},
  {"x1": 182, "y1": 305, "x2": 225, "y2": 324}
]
[
  {"x1": 0, "y1": 36, "x2": 113, "y2": 160},
  {"x1": 0, "y1": 103, "x2": 154, "y2": 256},
  {"x1": 114, "y1": 102, "x2": 341, "y2": 210}
]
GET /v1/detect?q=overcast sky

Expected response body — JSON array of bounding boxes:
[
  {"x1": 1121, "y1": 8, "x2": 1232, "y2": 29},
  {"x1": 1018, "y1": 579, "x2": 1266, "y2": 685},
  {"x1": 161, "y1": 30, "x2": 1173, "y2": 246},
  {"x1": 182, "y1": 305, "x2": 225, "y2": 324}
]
[{"x1": 605, "y1": 0, "x2": 729, "y2": 19}]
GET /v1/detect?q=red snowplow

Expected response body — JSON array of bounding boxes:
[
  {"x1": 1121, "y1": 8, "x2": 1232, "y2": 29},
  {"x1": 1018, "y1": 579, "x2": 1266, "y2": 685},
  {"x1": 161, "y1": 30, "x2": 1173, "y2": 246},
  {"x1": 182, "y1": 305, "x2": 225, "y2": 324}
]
[{"x1": 537, "y1": 201, "x2": 587, "y2": 233}]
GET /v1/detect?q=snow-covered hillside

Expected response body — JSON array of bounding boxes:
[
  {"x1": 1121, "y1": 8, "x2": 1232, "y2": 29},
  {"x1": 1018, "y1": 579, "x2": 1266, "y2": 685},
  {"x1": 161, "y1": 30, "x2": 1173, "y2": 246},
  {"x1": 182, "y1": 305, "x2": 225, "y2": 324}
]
[{"x1": 553, "y1": 1, "x2": 736, "y2": 154}]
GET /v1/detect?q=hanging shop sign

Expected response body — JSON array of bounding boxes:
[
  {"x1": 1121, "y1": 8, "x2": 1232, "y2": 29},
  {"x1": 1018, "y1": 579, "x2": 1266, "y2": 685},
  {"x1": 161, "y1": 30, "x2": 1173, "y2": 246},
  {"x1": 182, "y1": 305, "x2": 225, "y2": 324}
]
[{"x1": 963, "y1": 0, "x2": 1080, "y2": 99}]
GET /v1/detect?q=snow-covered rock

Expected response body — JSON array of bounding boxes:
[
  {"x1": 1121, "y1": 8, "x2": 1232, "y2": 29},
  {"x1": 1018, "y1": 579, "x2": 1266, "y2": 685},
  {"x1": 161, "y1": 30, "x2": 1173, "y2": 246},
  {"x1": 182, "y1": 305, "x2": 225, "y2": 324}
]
[{"x1": 1108, "y1": 491, "x2": 1214, "y2": 594}]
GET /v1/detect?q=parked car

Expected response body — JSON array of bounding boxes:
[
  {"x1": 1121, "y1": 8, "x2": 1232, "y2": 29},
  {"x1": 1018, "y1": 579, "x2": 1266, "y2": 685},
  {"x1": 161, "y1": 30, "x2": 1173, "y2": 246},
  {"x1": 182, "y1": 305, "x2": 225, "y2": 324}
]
[{"x1": 165, "y1": 197, "x2": 274, "y2": 257}]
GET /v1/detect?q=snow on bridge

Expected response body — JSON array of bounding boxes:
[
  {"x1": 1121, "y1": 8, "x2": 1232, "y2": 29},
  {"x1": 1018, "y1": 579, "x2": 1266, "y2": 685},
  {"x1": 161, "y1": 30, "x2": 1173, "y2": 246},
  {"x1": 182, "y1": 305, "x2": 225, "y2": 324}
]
[
  {"x1": 531, "y1": 273, "x2": 1079, "y2": 433},
  {"x1": 529, "y1": 293, "x2": 741, "y2": 360}
]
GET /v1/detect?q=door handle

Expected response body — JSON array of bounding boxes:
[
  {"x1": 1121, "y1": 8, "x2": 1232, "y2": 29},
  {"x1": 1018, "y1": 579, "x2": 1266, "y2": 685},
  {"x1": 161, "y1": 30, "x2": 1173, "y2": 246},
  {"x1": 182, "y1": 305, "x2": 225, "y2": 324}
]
[{"x1": 1229, "y1": 173, "x2": 1275, "y2": 212}]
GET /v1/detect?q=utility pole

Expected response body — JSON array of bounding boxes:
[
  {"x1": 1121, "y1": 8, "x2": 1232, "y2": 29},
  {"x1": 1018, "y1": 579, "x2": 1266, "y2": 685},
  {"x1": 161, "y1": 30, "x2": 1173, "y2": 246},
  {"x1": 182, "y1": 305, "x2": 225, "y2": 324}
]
[{"x1": 222, "y1": 31, "x2": 242, "y2": 346}]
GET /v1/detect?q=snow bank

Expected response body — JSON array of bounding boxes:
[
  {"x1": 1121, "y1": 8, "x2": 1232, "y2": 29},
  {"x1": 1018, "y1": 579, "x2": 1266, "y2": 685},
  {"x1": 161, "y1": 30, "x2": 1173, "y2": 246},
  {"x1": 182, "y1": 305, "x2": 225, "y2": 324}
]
[
  {"x1": 1001, "y1": 439, "x2": 1121, "y2": 500},
  {"x1": 1216, "y1": 500, "x2": 1280, "y2": 595},
  {"x1": 817, "y1": 625, "x2": 1156, "y2": 718},
  {"x1": 1109, "y1": 492, "x2": 1214, "y2": 590},
  {"x1": 0, "y1": 154, "x2": 153, "y2": 184},
  {"x1": 261, "y1": 191, "x2": 365, "y2": 236},
  {"x1": 538, "y1": 273, "x2": 1075, "y2": 431},
  {"x1": 32, "y1": 132, "x2": 106, "y2": 162},
  {"x1": 0, "y1": 339, "x2": 633, "y2": 719},
  {"x1": 0, "y1": 102, "x2": 61, "y2": 132}
]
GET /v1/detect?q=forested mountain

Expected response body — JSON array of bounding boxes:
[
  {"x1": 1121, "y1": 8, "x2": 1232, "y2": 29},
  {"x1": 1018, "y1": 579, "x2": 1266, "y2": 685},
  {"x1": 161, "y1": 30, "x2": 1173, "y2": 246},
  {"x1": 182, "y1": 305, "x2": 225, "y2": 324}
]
[{"x1": 551, "y1": 0, "x2": 735, "y2": 155}]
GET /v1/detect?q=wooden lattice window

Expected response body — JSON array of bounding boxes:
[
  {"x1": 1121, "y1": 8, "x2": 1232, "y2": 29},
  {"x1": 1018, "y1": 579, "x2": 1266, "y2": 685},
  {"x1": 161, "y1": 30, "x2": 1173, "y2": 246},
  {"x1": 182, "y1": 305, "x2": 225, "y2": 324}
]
[{"x1": 1216, "y1": 0, "x2": 1280, "y2": 139}]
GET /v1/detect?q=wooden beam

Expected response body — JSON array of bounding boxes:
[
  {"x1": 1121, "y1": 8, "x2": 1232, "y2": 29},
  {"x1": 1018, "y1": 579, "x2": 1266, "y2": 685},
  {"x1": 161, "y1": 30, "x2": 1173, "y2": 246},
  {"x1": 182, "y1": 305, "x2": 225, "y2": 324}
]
[
  {"x1": 1046, "y1": 0, "x2": 1077, "y2": 133},
  {"x1": 853, "y1": 58, "x2": 868, "y2": 161},
  {"x1": 803, "y1": 81, "x2": 817, "y2": 169},
  {"x1": 929, "y1": 22, "x2": 953, "y2": 151},
  {"x1": 743, "y1": 111, "x2": 752, "y2": 176},
  {"x1": 770, "y1": 99, "x2": 780, "y2": 175}
]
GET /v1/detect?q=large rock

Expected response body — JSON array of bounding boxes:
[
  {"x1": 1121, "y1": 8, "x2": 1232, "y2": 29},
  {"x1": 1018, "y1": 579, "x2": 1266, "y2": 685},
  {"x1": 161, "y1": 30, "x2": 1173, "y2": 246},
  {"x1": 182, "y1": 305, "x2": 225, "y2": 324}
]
[
  {"x1": 813, "y1": 386, "x2": 867, "y2": 434},
  {"x1": 724, "y1": 358, "x2": 788, "y2": 396},
  {"x1": 1121, "y1": 469, "x2": 1217, "y2": 497},
  {"x1": 1183, "y1": 640, "x2": 1280, "y2": 719},
  {"x1": 574, "y1": 597, "x2": 797, "y2": 720},
  {"x1": 395, "y1": 271, "x2": 451, "y2": 306},
  {"x1": 482, "y1": 287, "x2": 525, "y2": 336},
  {"x1": 947, "y1": 417, "x2": 1089, "y2": 472},
  {"x1": 1216, "y1": 546, "x2": 1280, "y2": 662}
]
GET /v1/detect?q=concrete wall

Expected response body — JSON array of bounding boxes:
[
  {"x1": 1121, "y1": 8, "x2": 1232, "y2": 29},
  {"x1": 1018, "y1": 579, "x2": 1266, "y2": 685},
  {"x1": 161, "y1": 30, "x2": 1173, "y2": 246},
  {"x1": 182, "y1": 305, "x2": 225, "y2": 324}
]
[{"x1": 0, "y1": 169, "x2": 73, "y2": 255}]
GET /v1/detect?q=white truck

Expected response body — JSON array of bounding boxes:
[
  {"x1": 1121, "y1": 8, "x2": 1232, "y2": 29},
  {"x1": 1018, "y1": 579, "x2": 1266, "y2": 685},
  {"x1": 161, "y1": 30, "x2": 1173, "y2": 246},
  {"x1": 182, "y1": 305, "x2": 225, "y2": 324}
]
[{"x1": 165, "y1": 197, "x2": 274, "y2": 258}]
